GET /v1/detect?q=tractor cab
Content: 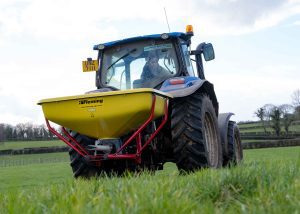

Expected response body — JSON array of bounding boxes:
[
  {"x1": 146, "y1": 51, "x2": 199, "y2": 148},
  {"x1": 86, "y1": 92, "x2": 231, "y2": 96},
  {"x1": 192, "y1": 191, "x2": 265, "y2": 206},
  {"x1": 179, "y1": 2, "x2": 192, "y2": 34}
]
[
  {"x1": 87, "y1": 25, "x2": 215, "y2": 91},
  {"x1": 99, "y1": 38, "x2": 179, "y2": 89}
]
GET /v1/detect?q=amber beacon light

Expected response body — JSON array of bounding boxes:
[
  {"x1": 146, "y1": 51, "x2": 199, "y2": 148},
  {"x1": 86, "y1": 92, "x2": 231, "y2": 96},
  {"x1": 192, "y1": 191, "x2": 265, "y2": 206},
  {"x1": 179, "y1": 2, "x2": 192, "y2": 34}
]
[{"x1": 186, "y1": 25, "x2": 194, "y2": 33}]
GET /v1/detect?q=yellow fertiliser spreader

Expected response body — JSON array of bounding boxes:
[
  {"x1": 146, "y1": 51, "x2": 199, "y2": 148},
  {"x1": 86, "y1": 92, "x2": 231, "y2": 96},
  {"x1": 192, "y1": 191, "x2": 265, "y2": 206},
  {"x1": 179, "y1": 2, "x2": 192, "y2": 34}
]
[
  {"x1": 39, "y1": 26, "x2": 243, "y2": 178},
  {"x1": 38, "y1": 89, "x2": 171, "y2": 139}
]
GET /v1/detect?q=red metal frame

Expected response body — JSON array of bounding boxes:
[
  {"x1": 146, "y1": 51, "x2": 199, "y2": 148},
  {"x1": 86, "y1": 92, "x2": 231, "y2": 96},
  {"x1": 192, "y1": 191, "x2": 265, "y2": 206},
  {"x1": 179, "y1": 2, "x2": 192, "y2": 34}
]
[{"x1": 45, "y1": 95, "x2": 169, "y2": 164}]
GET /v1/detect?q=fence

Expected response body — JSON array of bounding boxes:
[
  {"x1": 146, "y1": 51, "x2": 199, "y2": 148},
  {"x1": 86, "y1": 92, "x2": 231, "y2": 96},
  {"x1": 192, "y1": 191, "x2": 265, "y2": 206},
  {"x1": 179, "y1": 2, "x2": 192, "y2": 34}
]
[
  {"x1": 0, "y1": 146, "x2": 68, "y2": 156},
  {"x1": 0, "y1": 157, "x2": 69, "y2": 167}
]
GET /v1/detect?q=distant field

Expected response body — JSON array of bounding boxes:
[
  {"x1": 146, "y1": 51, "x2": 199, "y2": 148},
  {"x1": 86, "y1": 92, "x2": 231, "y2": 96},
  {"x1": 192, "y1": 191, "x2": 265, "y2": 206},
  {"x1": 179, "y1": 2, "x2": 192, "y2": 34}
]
[
  {"x1": 244, "y1": 146, "x2": 300, "y2": 161},
  {"x1": 289, "y1": 124, "x2": 300, "y2": 132},
  {"x1": 0, "y1": 140, "x2": 65, "y2": 151},
  {"x1": 0, "y1": 147, "x2": 299, "y2": 213},
  {"x1": 238, "y1": 121, "x2": 300, "y2": 134},
  {"x1": 0, "y1": 152, "x2": 71, "y2": 191},
  {"x1": 238, "y1": 122, "x2": 263, "y2": 128},
  {"x1": 239, "y1": 127, "x2": 273, "y2": 133},
  {"x1": 241, "y1": 139, "x2": 264, "y2": 143},
  {"x1": 0, "y1": 152, "x2": 69, "y2": 167}
]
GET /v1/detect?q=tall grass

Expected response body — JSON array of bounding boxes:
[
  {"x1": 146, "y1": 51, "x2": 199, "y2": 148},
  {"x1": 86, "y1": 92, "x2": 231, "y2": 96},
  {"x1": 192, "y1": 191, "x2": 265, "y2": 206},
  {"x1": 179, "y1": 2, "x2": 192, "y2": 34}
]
[
  {"x1": 1, "y1": 161, "x2": 299, "y2": 213},
  {"x1": 0, "y1": 147, "x2": 299, "y2": 213}
]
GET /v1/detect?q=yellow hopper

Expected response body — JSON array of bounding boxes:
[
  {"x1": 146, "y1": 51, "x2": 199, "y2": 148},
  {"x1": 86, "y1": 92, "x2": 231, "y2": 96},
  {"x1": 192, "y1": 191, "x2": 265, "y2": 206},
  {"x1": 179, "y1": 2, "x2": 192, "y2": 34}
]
[{"x1": 38, "y1": 89, "x2": 172, "y2": 139}]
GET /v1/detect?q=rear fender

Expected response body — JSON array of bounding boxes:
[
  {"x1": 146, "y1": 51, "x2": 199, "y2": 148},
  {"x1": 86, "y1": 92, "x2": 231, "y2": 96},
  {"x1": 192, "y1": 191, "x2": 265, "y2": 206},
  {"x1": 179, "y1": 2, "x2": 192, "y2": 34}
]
[
  {"x1": 160, "y1": 77, "x2": 219, "y2": 115},
  {"x1": 218, "y1": 113, "x2": 234, "y2": 157}
]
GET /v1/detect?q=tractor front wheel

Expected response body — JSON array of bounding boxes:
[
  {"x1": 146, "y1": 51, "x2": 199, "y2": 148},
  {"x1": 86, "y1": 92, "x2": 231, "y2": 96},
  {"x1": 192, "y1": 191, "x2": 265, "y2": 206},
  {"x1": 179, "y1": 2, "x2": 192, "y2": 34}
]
[{"x1": 68, "y1": 131, "x2": 100, "y2": 178}]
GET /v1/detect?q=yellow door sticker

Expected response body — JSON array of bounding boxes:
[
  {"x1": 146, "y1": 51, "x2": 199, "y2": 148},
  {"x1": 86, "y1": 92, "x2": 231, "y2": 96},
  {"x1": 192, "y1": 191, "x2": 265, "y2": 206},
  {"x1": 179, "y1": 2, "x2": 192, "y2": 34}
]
[{"x1": 82, "y1": 60, "x2": 99, "y2": 72}]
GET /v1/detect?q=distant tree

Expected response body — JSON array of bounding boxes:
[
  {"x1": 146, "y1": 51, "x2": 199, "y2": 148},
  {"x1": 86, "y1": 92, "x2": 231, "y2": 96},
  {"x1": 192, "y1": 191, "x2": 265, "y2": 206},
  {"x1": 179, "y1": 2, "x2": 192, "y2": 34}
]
[
  {"x1": 24, "y1": 123, "x2": 34, "y2": 140},
  {"x1": 269, "y1": 106, "x2": 282, "y2": 136},
  {"x1": 4, "y1": 124, "x2": 13, "y2": 140},
  {"x1": 291, "y1": 89, "x2": 300, "y2": 107},
  {"x1": 263, "y1": 104, "x2": 275, "y2": 120},
  {"x1": 16, "y1": 123, "x2": 26, "y2": 139},
  {"x1": 279, "y1": 104, "x2": 295, "y2": 135},
  {"x1": 291, "y1": 89, "x2": 300, "y2": 120},
  {"x1": 294, "y1": 106, "x2": 300, "y2": 120},
  {"x1": 40, "y1": 125, "x2": 50, "y2": 139},
  {"x1": 0, "y1": 124, "x2": 4, "y2": 142},
  {"x1": 33, "y1": 125, "x2": 40, "y2": 139},
  {"x1": 12, "y1": 128, "x2": 18, "y2": 140},
  {"x1": 254, "y1": 107, "x2": 267, "y2": 133},
  {"x1": 262, "y1": 104, "x2": 276, "y2": 133}
]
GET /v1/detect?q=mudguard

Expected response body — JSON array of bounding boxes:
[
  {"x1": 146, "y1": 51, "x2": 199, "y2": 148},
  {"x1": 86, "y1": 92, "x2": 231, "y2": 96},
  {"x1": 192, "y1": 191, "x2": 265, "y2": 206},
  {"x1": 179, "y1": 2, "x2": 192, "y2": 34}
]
[
  {"x1": 218, "y1": 113, "x2": 234, "y2": 157},
  {"x1": 160, "y1": 77, "x2": 219, "y2": 115}
]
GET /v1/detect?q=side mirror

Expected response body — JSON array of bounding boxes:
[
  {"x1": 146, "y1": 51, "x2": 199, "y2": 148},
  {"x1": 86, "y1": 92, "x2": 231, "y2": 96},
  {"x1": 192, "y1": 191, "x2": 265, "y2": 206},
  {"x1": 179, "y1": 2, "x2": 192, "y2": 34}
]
[{"x1": 202, "y1": 43, "x2": 215, "y2": 61}]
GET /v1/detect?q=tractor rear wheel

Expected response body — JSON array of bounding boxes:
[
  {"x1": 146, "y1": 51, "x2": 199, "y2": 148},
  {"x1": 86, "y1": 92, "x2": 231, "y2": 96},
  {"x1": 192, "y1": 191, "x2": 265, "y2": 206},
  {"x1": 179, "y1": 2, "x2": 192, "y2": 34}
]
[
  {"x1": 68, "y1": 131, "x2": 100, "y2": 178},
  {"x1": 171, "y1": 93, "x2": 222, "y2": 171},
  {"x1": 224, "y1": 121, "x2": 243, "y2": 165}
]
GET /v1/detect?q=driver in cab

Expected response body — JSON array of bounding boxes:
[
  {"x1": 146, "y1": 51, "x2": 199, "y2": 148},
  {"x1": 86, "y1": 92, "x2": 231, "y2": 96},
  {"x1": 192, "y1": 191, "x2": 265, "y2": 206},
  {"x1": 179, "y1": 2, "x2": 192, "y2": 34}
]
[{"x1": 141, "y1": 51, "x2": 171, "y2": 82}]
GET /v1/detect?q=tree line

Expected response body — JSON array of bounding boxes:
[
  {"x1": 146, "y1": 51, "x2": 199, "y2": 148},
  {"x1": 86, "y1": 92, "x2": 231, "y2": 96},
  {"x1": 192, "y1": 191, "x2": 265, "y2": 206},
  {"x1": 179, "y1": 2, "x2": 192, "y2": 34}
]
[
  {"x1": 0, "y1": 122, "x2": 58, "y2": 142},
  {"x1": 254, "y1": 89, "x2": 300, "y2": 136}
]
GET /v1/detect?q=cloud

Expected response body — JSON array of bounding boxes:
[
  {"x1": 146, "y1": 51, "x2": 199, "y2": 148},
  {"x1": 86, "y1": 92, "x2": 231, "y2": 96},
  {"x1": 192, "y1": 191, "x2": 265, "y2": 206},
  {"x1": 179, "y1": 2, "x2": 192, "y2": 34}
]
[
  {"x1": 177, "y1": 0, "x2": 300, "y2": 35},
  {"x1": 293, "y1": 20, "x2": 300, "y2": 25},
  {"x1": 209, "y1": 62, "x2": 300, "y2": 121},
  {"x1": 0, "y1": 94, "x2": 38, "y2": 125},
  {"x1": 1, "y1": 0, "x2": 300, "y2": 44}
]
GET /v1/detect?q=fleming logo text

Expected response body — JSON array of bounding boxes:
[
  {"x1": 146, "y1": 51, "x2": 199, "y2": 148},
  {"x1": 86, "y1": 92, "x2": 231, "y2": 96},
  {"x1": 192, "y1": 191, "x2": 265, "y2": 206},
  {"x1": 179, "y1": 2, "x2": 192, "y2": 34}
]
[{"x1": 79, "y1": 99, "x2": 103, "y2": 105}]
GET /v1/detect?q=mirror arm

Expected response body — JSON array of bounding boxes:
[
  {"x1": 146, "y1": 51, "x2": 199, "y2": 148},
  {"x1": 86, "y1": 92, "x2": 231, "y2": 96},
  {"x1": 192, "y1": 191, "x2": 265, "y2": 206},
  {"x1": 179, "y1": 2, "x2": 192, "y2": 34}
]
[
  {"x1": 195, "y1": 43, "x2": 206, "y2": 79},
  {"x1": 190, "y1": 50, "x2": 202, "y2": 55},
  {"x1": 196, "y1": 54, "x2": 205, "y2": 79},
  {"x1": 96, "y1": 51, "x2": 103, "y2": 89}
]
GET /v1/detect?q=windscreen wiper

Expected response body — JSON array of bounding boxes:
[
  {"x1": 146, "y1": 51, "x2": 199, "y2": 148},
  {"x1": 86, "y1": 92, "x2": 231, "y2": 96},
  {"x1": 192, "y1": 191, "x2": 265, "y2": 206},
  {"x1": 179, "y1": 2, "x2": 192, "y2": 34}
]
[{"x1": 106, "y1": 48, "x2": 137, "y2": 71}]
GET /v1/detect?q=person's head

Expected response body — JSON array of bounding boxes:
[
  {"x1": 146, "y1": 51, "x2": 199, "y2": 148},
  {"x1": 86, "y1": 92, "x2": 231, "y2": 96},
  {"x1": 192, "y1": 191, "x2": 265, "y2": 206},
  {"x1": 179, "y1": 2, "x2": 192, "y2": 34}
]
[{"x1": 147, "y1": 51, "x2": 160, "y2": 71}]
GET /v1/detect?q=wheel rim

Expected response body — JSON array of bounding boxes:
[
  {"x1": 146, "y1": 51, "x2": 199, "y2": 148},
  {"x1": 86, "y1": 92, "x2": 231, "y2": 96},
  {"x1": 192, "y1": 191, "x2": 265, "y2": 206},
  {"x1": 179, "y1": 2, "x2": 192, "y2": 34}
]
[{"x1": 204, "y1": 112, "x2": 219, "y2": 167}]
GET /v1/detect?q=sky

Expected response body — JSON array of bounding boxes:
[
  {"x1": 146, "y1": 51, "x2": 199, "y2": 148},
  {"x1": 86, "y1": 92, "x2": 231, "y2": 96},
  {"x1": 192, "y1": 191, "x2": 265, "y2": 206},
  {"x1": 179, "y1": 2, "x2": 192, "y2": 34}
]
[{"x1": 0, "y1": 0, "x2": 300, "y2": 125}]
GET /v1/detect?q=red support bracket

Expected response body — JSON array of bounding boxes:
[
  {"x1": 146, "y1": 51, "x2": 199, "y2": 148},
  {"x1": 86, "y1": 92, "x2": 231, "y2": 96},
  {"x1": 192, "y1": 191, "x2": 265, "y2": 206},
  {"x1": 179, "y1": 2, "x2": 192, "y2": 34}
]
[{"x1": 45, "y1": 119, "x2": 89, "y2": 157}]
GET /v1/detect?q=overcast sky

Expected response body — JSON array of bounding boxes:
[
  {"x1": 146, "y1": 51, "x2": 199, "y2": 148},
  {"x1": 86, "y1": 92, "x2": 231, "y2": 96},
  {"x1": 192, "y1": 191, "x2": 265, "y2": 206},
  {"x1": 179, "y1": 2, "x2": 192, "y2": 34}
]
[{"x1": 0, "y1": 0, "x2": 300, "y2": 125}]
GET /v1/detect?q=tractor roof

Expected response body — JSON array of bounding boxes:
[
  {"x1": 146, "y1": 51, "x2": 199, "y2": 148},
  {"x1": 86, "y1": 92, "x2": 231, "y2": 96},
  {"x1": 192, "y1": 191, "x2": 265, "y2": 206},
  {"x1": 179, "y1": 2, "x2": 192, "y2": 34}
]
[{"x1": 93, "y1": 32, "x2": 191, "y2": 50}]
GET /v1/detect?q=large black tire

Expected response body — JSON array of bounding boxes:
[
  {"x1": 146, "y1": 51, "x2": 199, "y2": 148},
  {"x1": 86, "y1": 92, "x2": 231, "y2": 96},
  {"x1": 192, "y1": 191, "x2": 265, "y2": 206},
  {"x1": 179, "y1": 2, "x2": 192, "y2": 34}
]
[
  {"x1": 68, "y1": 131, "x2": 101, "y2": 178},
  {"x1": 224, "y1": 121, "x2": 243, "y2": 165},
  {"x1": 171, "y1": 93, "x2": 222, "y2": 171}
]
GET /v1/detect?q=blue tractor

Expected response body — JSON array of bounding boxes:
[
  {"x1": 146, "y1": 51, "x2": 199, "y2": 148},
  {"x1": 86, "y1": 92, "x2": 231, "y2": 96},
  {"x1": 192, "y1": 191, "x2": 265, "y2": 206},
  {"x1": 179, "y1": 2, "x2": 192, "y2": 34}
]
[{"x1": 40, "y1": 25, "x2": 243, "y2": 177}]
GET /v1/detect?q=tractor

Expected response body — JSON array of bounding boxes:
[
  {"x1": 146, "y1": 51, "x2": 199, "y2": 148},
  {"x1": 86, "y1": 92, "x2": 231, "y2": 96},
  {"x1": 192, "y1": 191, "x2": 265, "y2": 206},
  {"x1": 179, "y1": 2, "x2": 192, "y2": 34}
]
[{"x1": 38, "y1": 25, "x2": 243, "y2": 178}]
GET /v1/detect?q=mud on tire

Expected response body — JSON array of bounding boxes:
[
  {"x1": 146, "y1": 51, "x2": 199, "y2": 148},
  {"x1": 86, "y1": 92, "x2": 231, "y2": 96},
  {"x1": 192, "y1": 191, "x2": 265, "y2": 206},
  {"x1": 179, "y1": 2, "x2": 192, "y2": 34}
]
[{"x1": 171, "y1": 93, "x2": 222, "y2": 171}]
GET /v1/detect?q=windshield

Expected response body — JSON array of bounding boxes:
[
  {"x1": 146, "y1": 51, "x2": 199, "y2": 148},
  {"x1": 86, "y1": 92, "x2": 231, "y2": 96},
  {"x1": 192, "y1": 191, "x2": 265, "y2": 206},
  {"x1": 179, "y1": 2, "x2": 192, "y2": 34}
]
[{"x1": 100, "y1": 40, "x2": 179, "y2": 89}]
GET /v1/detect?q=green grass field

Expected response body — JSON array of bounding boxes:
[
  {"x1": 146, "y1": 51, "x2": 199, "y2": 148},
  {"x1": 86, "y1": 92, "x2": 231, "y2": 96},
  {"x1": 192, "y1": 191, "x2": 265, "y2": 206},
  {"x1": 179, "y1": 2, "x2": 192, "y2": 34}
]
[
  {"x1": 0, "y1": 140, "x2": 65, "y2": 151},
  {"x1": 0, "y1": 147, "x2": 299, "y2": 213}
]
